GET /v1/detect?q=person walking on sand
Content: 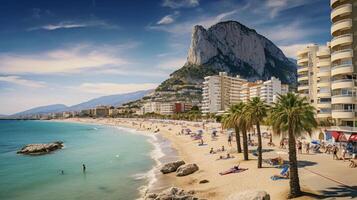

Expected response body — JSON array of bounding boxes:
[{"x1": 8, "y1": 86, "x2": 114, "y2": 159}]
[
  {"x1": 228, "y1": 134, "x2": 232, "y2": 146},
  {"x1": 332, "y1": 145, "x2": 339, "y2": 160},
  {"x1": 82, "y1": 164, "x2": 86, "y2": 173},
  {"x1": 306, "y1": 142, "x2": 310, "y2": 154}
]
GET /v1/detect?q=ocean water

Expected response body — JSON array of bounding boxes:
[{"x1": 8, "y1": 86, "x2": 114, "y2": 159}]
[{"x1": 0, "y1": 120, "x2": 156, "y2": 200}]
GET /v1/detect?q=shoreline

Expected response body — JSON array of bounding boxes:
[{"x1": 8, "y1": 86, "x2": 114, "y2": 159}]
[{"x1": 52, "y1": 118, "x2": 180, "y2": 199}]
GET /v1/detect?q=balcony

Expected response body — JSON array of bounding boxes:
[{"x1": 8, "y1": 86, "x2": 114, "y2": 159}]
[
  {"x1": 317, "y1": 48, "x2": 331, "y2": 57},
  {"x1": 331, "y1": 34, "x2": 353, "y2": 48},
  {"x1": 317, "y1": 69, "x2": 331, "y2": 78},
  {"x1": 317, "y1": 81, "x2": 330, "y2": 88},
  {"x1": 317, "y1": 92, "x2": 331, "y2": 98},
  {"x1": 330, "y1": 0, "x2": 339, "y2": 7},
  {"x1": 331, "y1": 3, "x2": 352, "y2": 21},
  {"x1": 317, "y1": 113, "x2": 332, "y2": 118},
  {"x1": 331, "y1": 79, "x2": 354, "y2": 90},
  {"x1": 317, "y1": 60, "x2": 331, "y2": 68},
  {"x1": 297, "y1": 66, "x2": 308, "y2": 73},
  {"x1": 317, "y1": 102, "x2": 332, "y2": 109},
  {"x1": 297, "y1": 57, "x2": 309, "y2": 65},
  {"x1": 331, "y1": 64, "x2": 353, "y2": 76},
  {"x1": 332, "y1": 95, "x2": 355, "y2": 104},
  {"x1": 332, "y1": 110, "x2": 355, "y2": 119},
  {"x1": 297, "y1": 75, "x2": 309, "y2": 81},
  {"x1": 331, "y1": 49, "x2": 353, "y2": 63},
  {"x1": 298, "y1": 85, "x2": 309, "y2": 91},
  {"x1": 297, "y1": 49, "x2": 309, "y2": 57},
  {"x1": 331, "y1": 19, "x2": 352, "y2": 36}
]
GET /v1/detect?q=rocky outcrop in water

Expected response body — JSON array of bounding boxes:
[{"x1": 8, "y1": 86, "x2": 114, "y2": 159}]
[
  {"x1": 176, "y1": 163, "x2": 199, "y2": 176},
  {"x1": 160, "y1": 160, "x2": 186, "y2": 174},
  {"x1": 17, "y1": 141, "x2": 64, "y2": 155},
  {"x1": 145, "y1": 187, "x2": 199, "y2": 200}
]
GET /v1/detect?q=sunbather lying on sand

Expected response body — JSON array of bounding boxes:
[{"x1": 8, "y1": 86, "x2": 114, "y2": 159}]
[
  {"x1": 271, "y1": 166, "x2": 289, "y2": 180},
  {"x1": 349, "y1": 160, "x2": 356, "y2": 168},
  {"x1": 264, "y1": 157, "x2": 284, "y2": 166},
  {"x1": 217, "y1": 153, "x2": 235, "y2": 160},
  {"x1": 219, "y1": 164, "x2": 247, "y2": 175}
]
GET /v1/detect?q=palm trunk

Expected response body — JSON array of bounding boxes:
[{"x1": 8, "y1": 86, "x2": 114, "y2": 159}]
[
  {"x1": 288, "y1": 124, "x2": 301, "y2": 198},
  {"x1": 235, "y1": 125, "x2": 242, "y2": 153},
  {"x1": 256, "y1": 121, "x2": 262, "y2": 168},
  {"x1": 242, "y1": 126, "x2": 249, "y2": 160}
]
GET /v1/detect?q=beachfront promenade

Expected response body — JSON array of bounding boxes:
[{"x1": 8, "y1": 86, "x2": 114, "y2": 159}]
[{"x1": 63, "y1": 118, "x2": 357, "y2": 199}]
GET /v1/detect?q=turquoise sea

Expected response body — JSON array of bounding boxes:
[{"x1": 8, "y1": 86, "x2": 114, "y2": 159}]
[{"x1": 0, "y1": 120, "x2": 156, "y2": 200}]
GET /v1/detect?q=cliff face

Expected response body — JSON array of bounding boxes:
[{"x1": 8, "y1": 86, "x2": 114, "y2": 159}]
[{"x1": 157, "y1": 20, "x2": 297, "y2": 92}]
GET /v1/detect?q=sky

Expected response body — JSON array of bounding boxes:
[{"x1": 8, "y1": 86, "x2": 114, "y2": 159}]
[{"x1": 0, "y1": 0, "x2": 331, "y2": 115}]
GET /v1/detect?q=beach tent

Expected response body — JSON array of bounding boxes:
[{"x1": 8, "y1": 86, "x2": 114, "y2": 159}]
[{"x1": 349, "y1": 134, "x2": 357, "y2": 142}]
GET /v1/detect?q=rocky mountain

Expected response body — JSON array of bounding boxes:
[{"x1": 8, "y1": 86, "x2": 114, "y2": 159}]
[
  {"x1": 157, "y1": 21, "x2": 297, "y2": 92},
  {"x1": 10, "y1": 90, "x2": 152, "y2": 117}
]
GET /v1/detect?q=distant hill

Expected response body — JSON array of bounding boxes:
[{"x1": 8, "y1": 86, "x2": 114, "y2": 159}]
[
  {"x1": 13, "y1": 104, "x2": 68, "y2": 117},
  {"x1": 65, "y1": 90, "x2": 152, "y2": 111},
  {"x1": 11, "y1": 90, "x2": 152, "y2": 117}
]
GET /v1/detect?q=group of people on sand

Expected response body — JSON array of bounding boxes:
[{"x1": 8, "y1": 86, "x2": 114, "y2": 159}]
[{"x1": 296, "y1": 140, "x2": 310, "y2": 154}]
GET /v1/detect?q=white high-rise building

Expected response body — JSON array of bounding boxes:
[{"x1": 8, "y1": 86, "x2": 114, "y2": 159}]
[
  {"x1": 202, "y1": 72, "x2": 247, "y2": 114},
  {"x1": 202, "y1": 72, "x2": 288, "y2": 114}
]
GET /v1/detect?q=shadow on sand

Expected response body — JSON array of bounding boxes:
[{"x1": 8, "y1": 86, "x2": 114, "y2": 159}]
[{"x1": 302, "y1": 185, "x2": 357, "y2": 199}]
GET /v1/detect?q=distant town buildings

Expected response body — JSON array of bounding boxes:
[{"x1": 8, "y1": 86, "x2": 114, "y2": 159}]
[
  {"x1": 201, "y1": 72, "x2": 288, "y2": 114},
  {"x1": 140, "y1": 101, "x2": 193, "y2": 115}
]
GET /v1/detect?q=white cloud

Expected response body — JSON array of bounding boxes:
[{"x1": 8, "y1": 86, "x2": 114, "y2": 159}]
[
  {"x1": 261, "y1": 21, "x2": 319, "y2": 45},
  {"x1": 157, "y1": 12, "x2": 180, "y2": 25},
  {"x1": 263, "y1": 0, "x2": 312, "y2": 18},
  {"x1": 29, "y1": 20, "x2": 119, "y2": 31},
  {"x1": 76, "y1": 82, "x2": 158, "y2": 95},
  {"x1": 279, "y1": 43, "x2": 315, "y2": 58},
  {"x1": 0, "y1": 44, "x2": 130, "y2": 75},
  {"x1": 162, "y1": 0, "x2": 199, "y2": 9},
  {"x1": 0, "y1": 76, "x2": 46, "y2": 88},
  {"x1": 149, "y1": 9, "x2": 238, "y2": 35}
]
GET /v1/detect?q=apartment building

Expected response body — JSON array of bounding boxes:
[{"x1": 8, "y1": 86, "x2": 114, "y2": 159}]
[
  {"x1": 297, "y1": 44, "x2": 332, "y2": 120},
  {"x1": 202, "y1": 72, "x2": 247, "y2": 114},
  {"x1": 297, "y1": 0, "x2": 356, "y2": 127},
  {"x1": 202, "y1": 72, "x2": 288, "y2": 114}
]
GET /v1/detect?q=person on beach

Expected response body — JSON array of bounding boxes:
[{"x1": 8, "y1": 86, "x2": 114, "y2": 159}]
[
  {"x1": 82, "y1": 164, "x2": 86, "y2": 173},
  {"x1": 228, "y1": 135, "x2": 232, "y2": 146},
  {"x1": 332, "y1": 145, "x2": 339, "y2": 160},
  {"x1": 306, "y1": 142, "x2": 310, "y2": 154},
  {"x1": 210, "y1": 148, "x2": 215, "y2": 154},
  {"x1": 221, "y1": 145, "x2": 225, "y2": 152}
]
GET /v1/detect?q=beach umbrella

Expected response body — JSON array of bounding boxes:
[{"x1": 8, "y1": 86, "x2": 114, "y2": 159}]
[{"x1": 311, "y1": 140, "x2": 320, "y2": 145}]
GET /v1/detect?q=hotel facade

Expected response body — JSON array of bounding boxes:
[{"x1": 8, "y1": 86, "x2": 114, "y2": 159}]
[
  {"x1": 298, "y1": 0, "x2": 357, "y2": 128},
  {"x1": 201, "y1": 72, "x2": 288, "y2": 114}
]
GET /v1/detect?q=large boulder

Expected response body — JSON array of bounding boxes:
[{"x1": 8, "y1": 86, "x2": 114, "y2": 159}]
[
  {"x1": 160, "y1": 160, "x2": 186, "y2": 174},
  {"x1": 176, "y1": 163, "x2": 199, "y2": 177},
  {"x1": 226, "y1": 190, "x2": 270, "y2": 200},
  {"x1": 145, "y1": 187, "x2": 198, "y2": 200},
  {"x1": 17, "y1": 141, "x2": 64, "y2": 155}
]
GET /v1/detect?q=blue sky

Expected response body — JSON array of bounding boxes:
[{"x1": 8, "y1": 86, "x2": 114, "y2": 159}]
[{"x1": 0, "y1": 0, "x2": 330, "y2": 114}]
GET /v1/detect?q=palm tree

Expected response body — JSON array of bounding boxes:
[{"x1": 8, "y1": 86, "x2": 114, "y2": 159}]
[
  {"x1": 269, "y1": 93, "x2": 317, "y2": 198},
  {"x1": 239, "y1": 105, "x2": 250, "y2": 160},
  {"x1": 245, "y1": 97, "x2": 268, "y2": 168},
  {"x1": 221, "y1": 103, "x2": 245, "y2": 153}
]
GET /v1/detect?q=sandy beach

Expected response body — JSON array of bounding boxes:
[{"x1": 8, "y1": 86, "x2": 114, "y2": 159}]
[{"x1": 58, "y1": 118, "x2": 357, "y2": 200}]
